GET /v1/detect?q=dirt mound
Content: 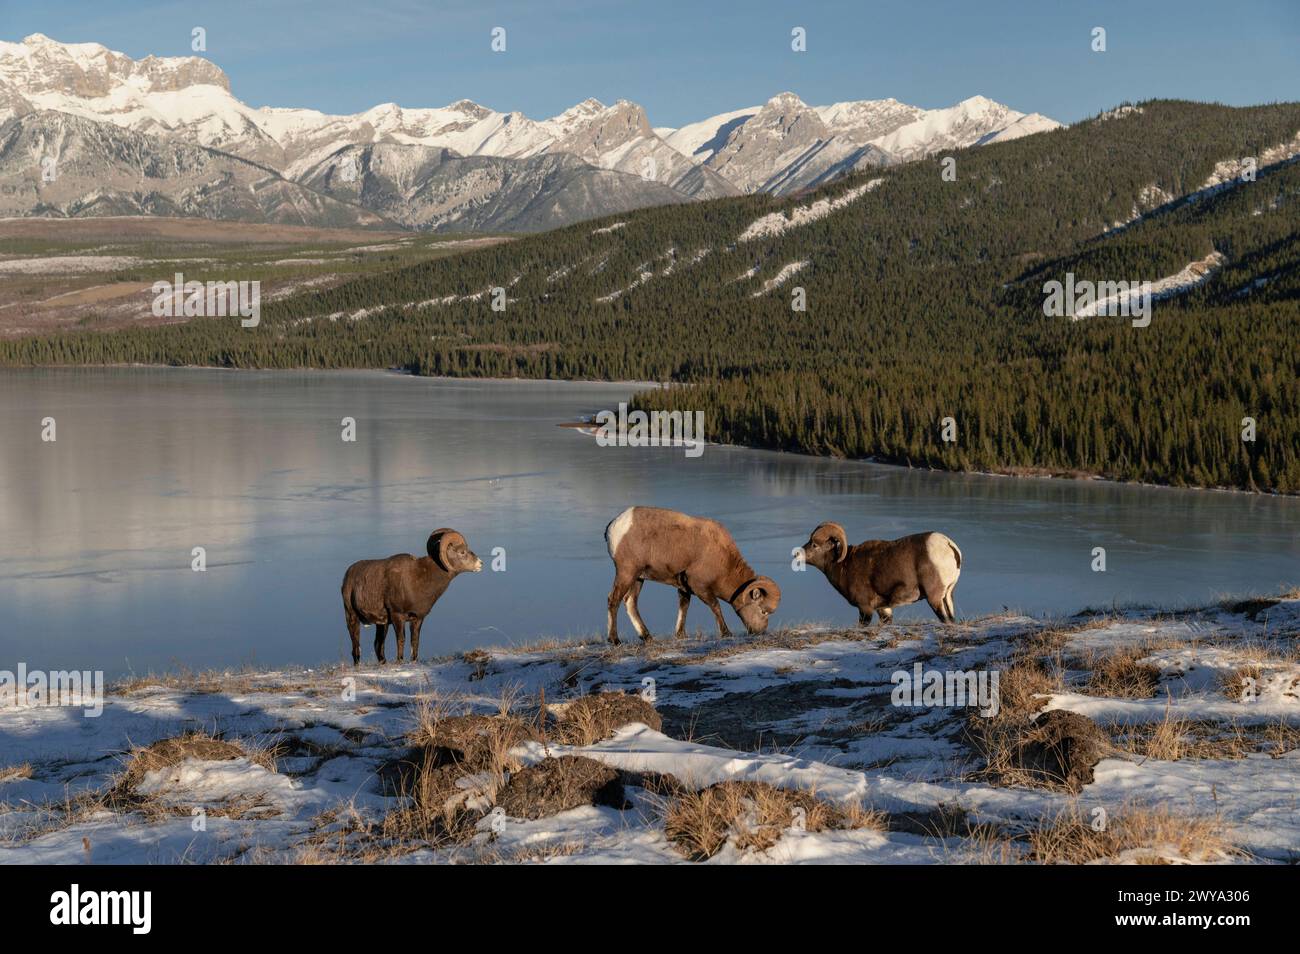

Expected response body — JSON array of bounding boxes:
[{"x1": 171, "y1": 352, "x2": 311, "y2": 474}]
[
  {"x1": 496, "y1": 756, "x2": 626, "y2": 820},
  {"x1": 1013, "y1": 710, "x2": 1111, "y2": 792},
  {"x1": 552, "y1": 691, "x2": 661, "y2": 745}
]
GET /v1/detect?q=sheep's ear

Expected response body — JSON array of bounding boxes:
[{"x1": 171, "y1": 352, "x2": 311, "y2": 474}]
[
  {"x1": 427, "y1": 528, "x2": 456, "y2": 571},
  {"x1": 747, "y1": 585, "x2": 766, "y2": 603}
]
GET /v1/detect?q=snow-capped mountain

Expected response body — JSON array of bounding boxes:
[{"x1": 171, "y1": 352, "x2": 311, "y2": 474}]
[
  {"x1": 0, "y1": 34, "x2": 1062, "y2": 228},
  {"x1": 870, "y1": 95, "x2": 1034, "y2": 161},
  {"x1": 294, "y1": 142, "x2": 690, "y2": 232},
  {"x1": 0, "y1": 109, "x2": 389, "y2": 227}
]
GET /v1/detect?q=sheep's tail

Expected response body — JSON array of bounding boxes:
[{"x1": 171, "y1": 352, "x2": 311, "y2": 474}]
[{"x1": 946, "y1": 536, "x2": 962, "y2": 569}]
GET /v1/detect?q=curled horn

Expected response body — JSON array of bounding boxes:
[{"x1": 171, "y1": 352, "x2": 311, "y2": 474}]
[
  {"x1": 748, "y1": 575, "x2": 781, "y2": 604},
  {"x1": 426, "y1": 528, "x2": 461, "y2": 571},
  {"x1": 816, "y1": 522, "x2": 849, "y2": 563}
]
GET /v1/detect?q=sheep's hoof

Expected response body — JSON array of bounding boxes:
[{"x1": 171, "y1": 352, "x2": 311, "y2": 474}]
[
  {"x1": 639, "y1": 633, "x2": 654, "y2": 644},
  {"x1": 608, "y1": 635, "x2": 621, "y2": 646}
]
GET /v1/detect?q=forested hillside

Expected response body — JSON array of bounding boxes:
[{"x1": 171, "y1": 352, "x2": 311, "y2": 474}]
[{"x1": 3, "y1": 100, "x2": 1298, "y2": 491}]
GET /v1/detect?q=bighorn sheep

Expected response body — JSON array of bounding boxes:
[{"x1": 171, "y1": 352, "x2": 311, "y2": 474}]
[
  {"x1": 604, "y1": 506, "x2": 781, "y2": 644},
  {"x1": 341, "y1": 529, "x2": 483, "y2": 665},
  {"x1": 799, "y1": 523, "x2": 962, "y2": 625}
]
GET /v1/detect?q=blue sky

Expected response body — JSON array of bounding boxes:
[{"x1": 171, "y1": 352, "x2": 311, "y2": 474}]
[{"x1": 10, "y1": 0, "x2": 1299, "y2": 125}]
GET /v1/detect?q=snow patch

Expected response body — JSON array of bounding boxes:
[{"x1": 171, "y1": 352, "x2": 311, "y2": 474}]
[
  {"x1": 1073, "y1": 251, "x2": 1226, "y2": 319},
  {"x1": 737, "y1": 179, "x2": 882, "y2": 242},
  {"x1": 751, "y1": 260, "x2": 808, "y2": 296}
]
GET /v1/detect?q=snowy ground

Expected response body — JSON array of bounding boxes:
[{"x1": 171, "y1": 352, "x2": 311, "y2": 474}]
[{"x1": 1, "y1": 593, "x2": 1297, "y2": 865}]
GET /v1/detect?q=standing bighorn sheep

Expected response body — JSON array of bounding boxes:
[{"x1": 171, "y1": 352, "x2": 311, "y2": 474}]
[
  {"x1": 341, "y1": 528, "x2": 483, "y2": 665},
  {"x1": 799, "y1": 522, "x2": 962, "y2": 625},
  {"x1": 604, "y1": 506, "x2": 781, "y2": 644}
]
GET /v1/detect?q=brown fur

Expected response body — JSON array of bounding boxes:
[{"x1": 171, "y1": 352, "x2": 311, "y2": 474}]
[
  {"x1": 341, "y1": 529, "x2": 483, "y2": 665},
  {"x1": 800, "y1": 522, "x2": 962, "y2": 625},
  {"x1": 604, "y1": 506, "x2": 780, "y2": 645}
]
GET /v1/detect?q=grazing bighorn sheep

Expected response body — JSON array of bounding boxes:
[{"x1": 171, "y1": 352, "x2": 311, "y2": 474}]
[
  {"x1": 799, "y1": 522, "x2": 962, "y2": 625},
  {"x1": 604, "y1": 506, "x2": 781, "y2": 644},
  {"x1": 341, "y1": 528, "x2": 483, "y2": 665}
]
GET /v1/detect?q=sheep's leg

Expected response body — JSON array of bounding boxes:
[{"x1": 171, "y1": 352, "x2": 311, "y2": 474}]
[
  {"x1": 410, "y1": 617, "x2": 424, "y2": 661},
  {"x1": 674, "y1": 588, "x2": 691, "y2": 637},
  {"x1": 701, "y1": 595, "x2": 732, "y2": 638},
  {"x1": 922, "y1": 581, "x2": 952, "y2": 622},
  {"x1": 624, "y1": 579, "x2": 653, "y2": 642},
  {"x1": 878, "y1": 606, "x2": 894, "y2": 625},
  {"x1": 373, "y1": 620, "x2": 388, "y2": 664},
  {"x1": 393, "y1": 619, "x2": 407, "y2": 662},
  {"x1": 345, "y1": 607, "x2": 362, "y2": 666},
  {"x1": 857, "y1": 608, "x2": 873, "y2": 627},
  {"x1": 607, "y1": 570, "x2": 637, "y2": 645},
  {"x1": 943, "y1": 589, "x2": 957, "y2": 623}
]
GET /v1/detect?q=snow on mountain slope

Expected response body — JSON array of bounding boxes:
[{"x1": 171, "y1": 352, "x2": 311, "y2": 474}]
[
  {"x1": 871, "y1": 95, "x2": 1044, "y2": 161},
  {"x1": 663, "y1": 106, "x2": 760, "y2": 162},
  {"x1": 0, "y1": 34, "x2": 1061, "y2": 227},
  {"x1": 976, "y1": 111, "x2": 1063, "y2": 145},
  {"x1": 544, "y1": 98, "x2": 738, "y2": 198},
  {"x1": 815, "y1": 97, "x2": 926, "y2": 143},
  {"x1": 698, "y1": 92, "x2": 1057, "y2": 194},
  {"x1": 703, "y1": 92, "x2": 848, "y2": 195},
  {"x1": 296, "y1": 141, "x2": 689, "y2": 232},
  {"x1": 0, "y1": 110, "x2": 390, "y2": 228}
]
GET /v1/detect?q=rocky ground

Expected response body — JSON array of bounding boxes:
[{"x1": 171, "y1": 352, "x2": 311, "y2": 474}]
[{"x1": 1, "y1": 591, "x2": 1297, "y2": 864}]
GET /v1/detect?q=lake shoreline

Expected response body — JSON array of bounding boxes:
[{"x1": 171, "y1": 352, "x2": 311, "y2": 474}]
[{"x1": 12, "y1": 363, "x2": 1287, "y2": 497}]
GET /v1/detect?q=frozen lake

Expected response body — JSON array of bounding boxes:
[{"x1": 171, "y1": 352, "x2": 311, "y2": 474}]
[{"x1": 2, "y1": 367, "x2": 1298, "y2": 676}]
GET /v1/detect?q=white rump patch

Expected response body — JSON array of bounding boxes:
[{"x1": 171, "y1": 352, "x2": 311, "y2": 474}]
[
  {"x1": 926, "y1": 533, "x2": 961, "y2": 587},
  {"x1": 606, "y1": 507, "x2": 636, "y2": 559}
]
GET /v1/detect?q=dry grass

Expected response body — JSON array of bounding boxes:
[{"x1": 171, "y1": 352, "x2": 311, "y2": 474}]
[
  {"x1": 548, "y1": 691, "x2": 661, "y2": 745},
  {"x1": 661, "y1": 780, "x2": 884, "y2": 861},
  {"x1": 1026, "y1": 802, "x2": 1243, "y2": 864},
  {"x1": 997, "y1": 658, "x2": 1063, "y2": 718},
  {"x1": 0, "y1": 763, "x2": 33, "y2": 783},
  {"x1": 2, "y1": 731, "x2": 279, "y2": 847},
  {"x1": 382, "y1": 693, "x2": 542, "y2": 847},
  {"x1": 1220, "y1": 665, "x2": 1264, "y2": 700},
  {"x1": 1112, "y1": 714, "x2": 1300, "y2": 760},
  {"x1": 1082, "y1": 646, "x2": 1162, "y2": 698}
]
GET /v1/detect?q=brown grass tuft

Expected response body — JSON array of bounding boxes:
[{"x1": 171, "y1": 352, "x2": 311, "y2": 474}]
[
  {"x1": 1083, "y1": 647, "x2": 1161, "y2": 698},
  {"x1": 661, "y1": 780, "x2": 883, "y2": 861},
  {"x1": 0, "y1": 763, "x2": 33, "y2": 783},
  {"x1": 1220, "y1": 665, "x2": 1263, "y2": 701},
  {"x1": 1027, "y1": 802, "x2": 1242, "y2": 864}
]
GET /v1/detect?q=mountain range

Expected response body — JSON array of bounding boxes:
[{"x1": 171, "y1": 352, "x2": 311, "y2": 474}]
[{"x1": 0, "y1": 33, "x2": 1060, "y2": 231}]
